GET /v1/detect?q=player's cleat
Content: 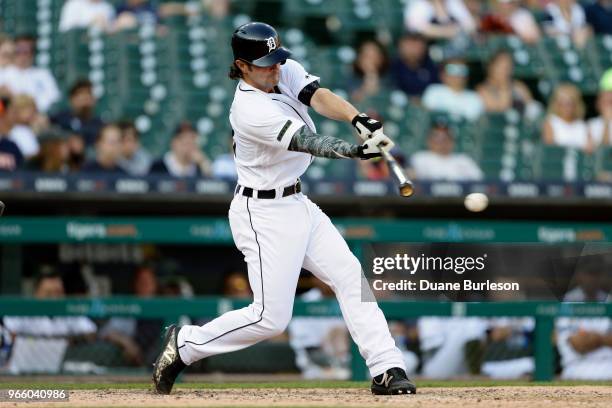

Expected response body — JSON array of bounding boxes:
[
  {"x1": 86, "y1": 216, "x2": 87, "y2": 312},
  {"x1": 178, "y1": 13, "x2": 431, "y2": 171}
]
[
  {"x1": 371, "y1": 367, "x2": 417, "y2": 395},
  {"x1": 152, "y1": 325, "x2": 186, "y2": 395}
]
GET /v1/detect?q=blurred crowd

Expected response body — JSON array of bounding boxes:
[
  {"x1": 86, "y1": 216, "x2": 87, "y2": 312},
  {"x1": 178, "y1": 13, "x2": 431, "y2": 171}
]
[
  {"x1": 350, "y1": 0, "x2": 612, "y2": 182},
  {"x1": 0, "y1": 0, "x2": 610, "y2": 183},
  {"x1": 0, "y1": 0, "x2": 233, "y2": 178}
]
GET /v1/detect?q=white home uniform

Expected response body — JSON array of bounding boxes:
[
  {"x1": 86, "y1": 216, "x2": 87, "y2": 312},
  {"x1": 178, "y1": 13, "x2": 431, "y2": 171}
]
[{"x1": 177, "y1": 59, "x2": 406, "y2": 377}]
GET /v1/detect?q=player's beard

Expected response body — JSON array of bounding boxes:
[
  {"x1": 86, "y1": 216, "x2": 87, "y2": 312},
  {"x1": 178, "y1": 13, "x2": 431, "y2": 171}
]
[{"x1": 243, "y1": 64, "x2": 280, "y2": 92}]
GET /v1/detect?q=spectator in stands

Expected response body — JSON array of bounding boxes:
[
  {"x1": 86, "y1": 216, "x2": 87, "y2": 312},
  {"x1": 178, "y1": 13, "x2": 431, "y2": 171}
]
[
  {"x1": 0, "y1": 35, "x2": 14, "y2": 72},
  {"x1": 542, "y1": 83, "x2": 592, "y2": 152},
  {"x1": 7, "y1": 94, "x2": 48, "y2": 159},
  {"x1": 588, "y1": 71, "x2": 612, "y2": 149},
  {"x1": 584, "y1": 0, "x2": 612, "y2": 35},
  {"x1": 0, "y1": 35, "x2": 60, "y2": 113},
  {"x1": 117, "y1": 120, "x2": 152, "y2": 176},
  {"x1": 51, "y1": 79, "x2": 105, "y2": 147},
  {"x1": 2, "y1": 269, "x2": 98, "y2": 374},
  {"x1": 59, "y1": 0, "x2": 116, "y2": 32},
  {"x1": 410, "y1": 124, "x2": 484, "y2": 181},
  {"x1": 404, "y1": 0, "x2": 476, "y2": 40},
  {"x1": 28, "y1": 127, "x2": 71, "y2": 173},
  {"x1": 556, "y1": 258, "x2": 612, "y2": 380},
  {"x1": 100, "y1": 264, "x2": 163, "y2": 366},
  {"x1": 114, "y1": 0, "x2": 158, "y2": 31},
  {"x1": 480, "y1": 0, "x2": 541, "y2": 44},
  {"x1": 150, "y1": 121, "x2": 212, "y2": 177},
  {"x1": 422, "y1": 58, "x2": 484, "y2": 121},
  {"x1": 542, "y1": 0, "x2": 592, "y2": 48},
  {"x1": 390, "y1": 32, "x2": 439, "y2": 99},
  {"x1": 476, "y1": 50, "x2": 541, "y2": 119},
  {"x1": 347, "y1": 40, "x2": 389, "y2": 104},
  {"x1": 82, "y1": 123, "x2": 126, "y2": 174},
  {"x1": 0, "y1": 95, "x2": 23, "y2": 172}
]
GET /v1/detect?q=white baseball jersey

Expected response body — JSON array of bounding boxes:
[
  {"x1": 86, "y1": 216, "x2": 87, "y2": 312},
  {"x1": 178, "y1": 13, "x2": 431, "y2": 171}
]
[
  {"x1": 177, "y1": 57, "x2": 407, "y2": 379},
  {"x1": 229, "y1": 59, "x2": 319, "y2": 190}
]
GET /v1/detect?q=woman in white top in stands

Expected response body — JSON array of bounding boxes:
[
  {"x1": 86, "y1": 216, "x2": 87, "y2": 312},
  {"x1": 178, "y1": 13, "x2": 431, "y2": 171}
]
[
  {"x1": 542, "y1": 83, "x2": 593, "y2": 153},
  {"x1": 404, "y1": 0, "x2": 476, "y2": 40}
]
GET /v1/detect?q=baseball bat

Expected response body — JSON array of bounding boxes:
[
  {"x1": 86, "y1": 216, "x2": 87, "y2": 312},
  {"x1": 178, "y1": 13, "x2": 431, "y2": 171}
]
[
  {"x1": 379, "y1": 148, "x2": 414, "y2": 198},
  {"x1": 0, "y1": 200, "x2": 4, "y2": 216}
]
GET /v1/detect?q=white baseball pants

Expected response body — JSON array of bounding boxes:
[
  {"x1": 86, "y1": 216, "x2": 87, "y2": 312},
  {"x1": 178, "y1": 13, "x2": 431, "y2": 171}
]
[{"x1": 177, "y1": 192, "x2": 405, "y2": 377}]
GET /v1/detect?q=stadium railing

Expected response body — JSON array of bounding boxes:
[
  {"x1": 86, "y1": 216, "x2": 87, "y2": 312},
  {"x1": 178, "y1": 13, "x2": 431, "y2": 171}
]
[{"x1": 1, "y1": 172, "x2": 612, "y2": 200}]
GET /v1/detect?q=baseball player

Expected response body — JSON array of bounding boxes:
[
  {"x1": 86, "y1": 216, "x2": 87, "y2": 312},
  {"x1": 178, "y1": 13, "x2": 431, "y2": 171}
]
[{"x1": 153, "y1": 22, "x2": 416, "y2": 396}]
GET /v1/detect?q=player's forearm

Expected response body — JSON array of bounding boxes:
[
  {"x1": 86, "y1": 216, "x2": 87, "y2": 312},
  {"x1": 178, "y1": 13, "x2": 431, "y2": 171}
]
[
  {"x1": 288, "y1": 125, "x2": 359, "y2": 159},
  {"x1": 311, "y1": 88, "x2": 359, "y2": 123}
]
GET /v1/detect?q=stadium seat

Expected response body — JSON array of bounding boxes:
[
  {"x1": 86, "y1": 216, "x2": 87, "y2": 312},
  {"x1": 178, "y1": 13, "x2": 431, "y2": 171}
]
[
  {"x1": 540, "y1": 36, "x2": 600, "y2": 95},
  {"x1": 534, "y1": 145, "x2": 582, "y2": 182}
]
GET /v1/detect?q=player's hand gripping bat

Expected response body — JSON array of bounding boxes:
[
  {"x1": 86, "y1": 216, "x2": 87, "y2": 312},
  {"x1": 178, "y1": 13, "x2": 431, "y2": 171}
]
[{"x1": 377, "y1": 138, "x2": 414, "y2": 198}]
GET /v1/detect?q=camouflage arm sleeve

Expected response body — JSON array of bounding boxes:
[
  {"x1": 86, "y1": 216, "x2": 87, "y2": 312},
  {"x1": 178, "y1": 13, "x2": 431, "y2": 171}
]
[{"x1": 288, "y1": 125, "x2": 360, "y2": 159}]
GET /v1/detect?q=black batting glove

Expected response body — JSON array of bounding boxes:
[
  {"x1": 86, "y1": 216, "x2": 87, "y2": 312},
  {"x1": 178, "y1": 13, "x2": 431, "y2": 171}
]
[
  {"x1": 356, "y1": 133, "x2": 394, "y2": 160},
  {"x1": 352, "y1": 113, "x2": 383, "y2": 141},
  {"x1": 357, "y1": 145, "x2": 381, "y2": 160}
]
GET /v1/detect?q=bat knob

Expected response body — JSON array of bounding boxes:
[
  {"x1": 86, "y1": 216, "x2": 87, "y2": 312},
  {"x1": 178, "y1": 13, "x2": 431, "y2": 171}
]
[{"x1": 399, "y1": 182, "x2": 414, "y2": 197}]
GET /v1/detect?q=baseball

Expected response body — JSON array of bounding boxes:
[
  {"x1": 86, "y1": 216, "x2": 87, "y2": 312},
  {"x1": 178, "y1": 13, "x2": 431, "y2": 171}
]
[{"x1": 464, "y1": 193, "x2": 489, "y2": 212}]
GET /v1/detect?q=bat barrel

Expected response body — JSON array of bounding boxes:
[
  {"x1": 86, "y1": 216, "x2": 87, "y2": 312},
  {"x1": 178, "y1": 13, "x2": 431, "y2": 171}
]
[
  {"x1": 379, "y1": 149, "x2": 414, "y2": 198},
  {"x1": 399, "y1": 182, "x2": 414, "y2": 197}
]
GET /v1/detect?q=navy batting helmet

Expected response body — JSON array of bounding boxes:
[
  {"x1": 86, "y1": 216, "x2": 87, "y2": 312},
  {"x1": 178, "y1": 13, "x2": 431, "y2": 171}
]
[{"x1": 231, "y1": 22, "x2": 291, "y2": 67}]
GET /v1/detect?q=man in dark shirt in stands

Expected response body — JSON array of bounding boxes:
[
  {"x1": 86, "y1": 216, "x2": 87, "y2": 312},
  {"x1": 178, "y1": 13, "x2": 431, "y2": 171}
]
[
  {"x1": 81, "y1": 123, "x2": 125, "y2": 174},
  {"x1": 150, "y1": 122, "x2": 212, "y2": 177},
  {"x1": 390, "y1": 32, "x2": 439, "y2": 98},
  {"x1": 0, "y1": 95, "x2": 23, "y2": 172},
  {"x1": 51, "y1": 79, "x2": 104, "y2": 147},
  {"x1": 584, "y1": 0, "x2": 612, "y2": 35}
]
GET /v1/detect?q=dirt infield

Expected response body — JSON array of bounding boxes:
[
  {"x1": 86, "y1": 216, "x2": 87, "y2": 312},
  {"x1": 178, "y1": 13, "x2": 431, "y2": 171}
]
[{"x1": 9, "y1": 386, "x2": 612, "y2": 408}]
